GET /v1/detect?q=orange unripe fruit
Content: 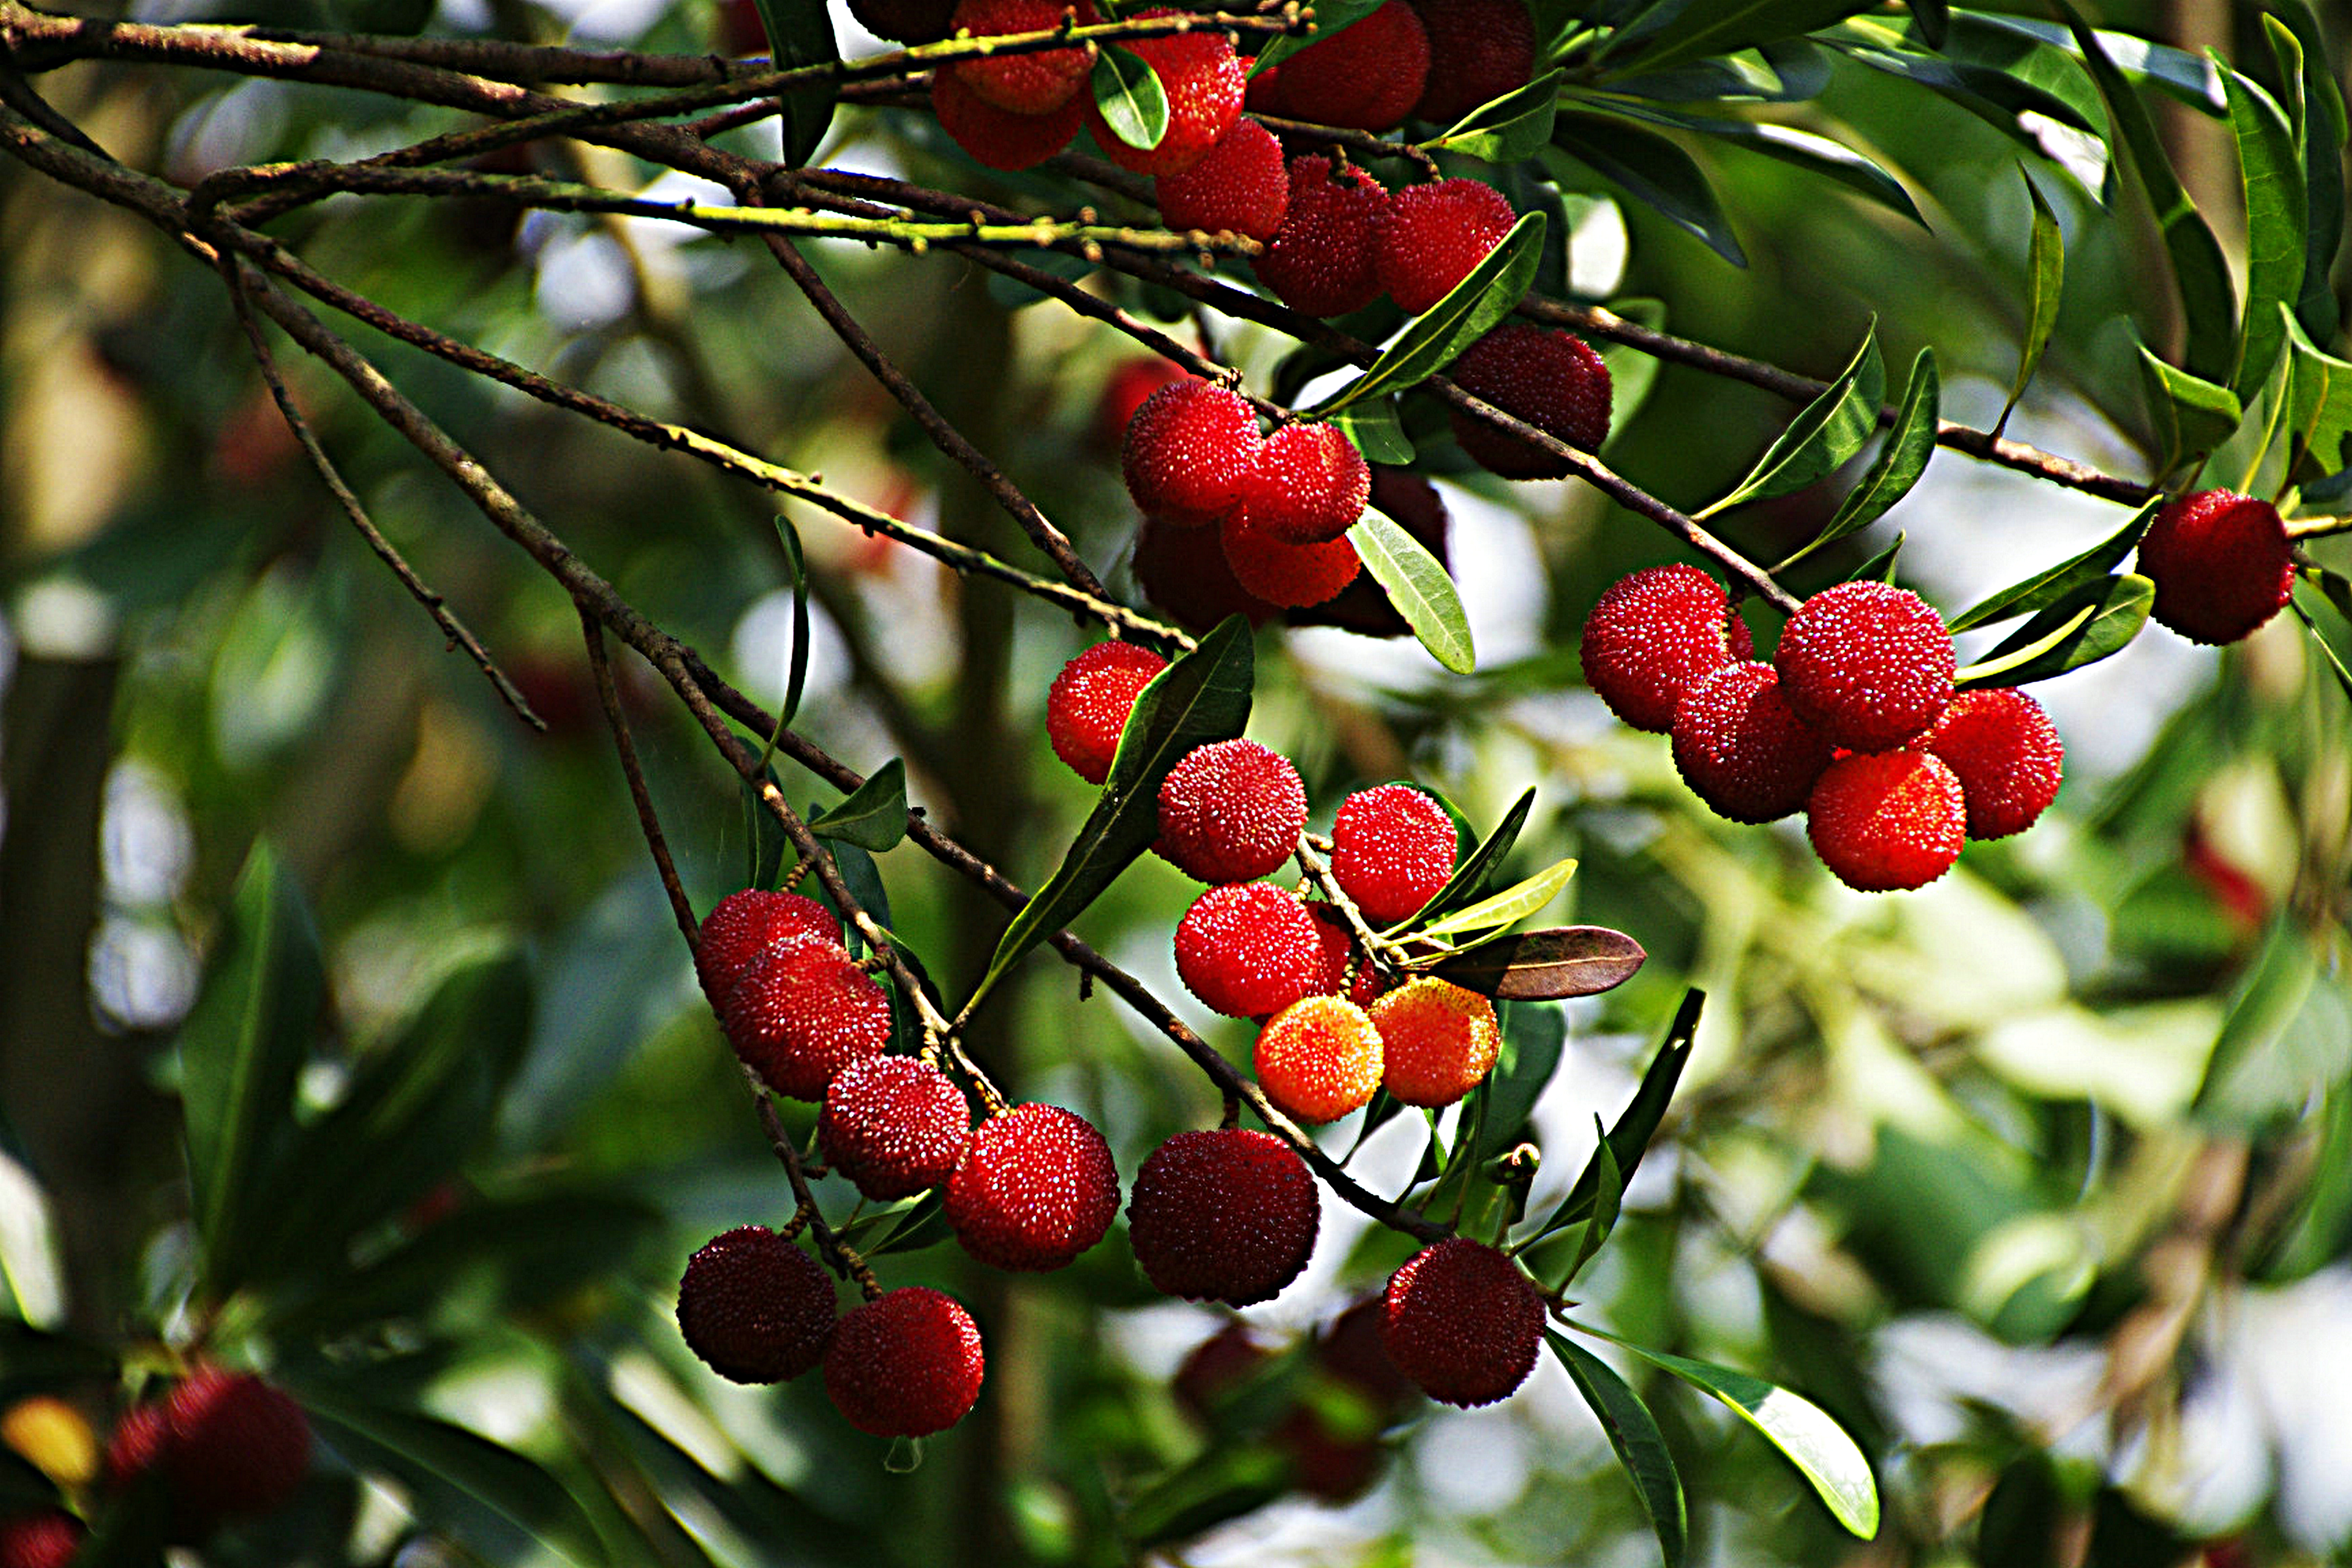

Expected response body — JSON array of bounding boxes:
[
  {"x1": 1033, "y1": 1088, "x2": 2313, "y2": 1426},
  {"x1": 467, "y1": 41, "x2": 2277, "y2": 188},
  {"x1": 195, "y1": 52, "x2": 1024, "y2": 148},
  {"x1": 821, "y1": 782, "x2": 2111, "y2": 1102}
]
[
  {"x1": 1367, "y1": 978, "x2": 1498, "y2": 1106},
  {"x1": 1255, "y1": 995, "x2": 1383, "y2": 1124}
]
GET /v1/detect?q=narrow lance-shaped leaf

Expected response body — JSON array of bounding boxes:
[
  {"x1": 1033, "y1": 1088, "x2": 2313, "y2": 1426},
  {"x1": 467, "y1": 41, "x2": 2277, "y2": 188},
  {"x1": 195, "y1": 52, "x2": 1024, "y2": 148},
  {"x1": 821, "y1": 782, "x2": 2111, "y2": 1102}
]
[
  {"x1": 1850, "y1": 529, "x2": 1904, "y2": 584},
  {"x1": 2262, "y1": 7, "x2": 2344, "y2": 341},
  {"x1": 1418, "y1": 857, "x2": 1578, "y2": 939},
  {"x1": 755, "y1": 516, "x2": 811, "y2": 778},
  {"x1": 749, "y1": 0, "x2": 839, "y2": 167},
  {"x1": 1947, "y1": 500, "x2": 2156, "y2": 631},
  {"x1": 1597, "y1": 0, "x2": 1879, "y2": 79},
  {"x1": 1780, "y1": 348, "x2": 1939, "y2": 570},
  {"x1": 1699, "y1": 321, "x2": 1884, "y2": 517},
  {"x1": 2289, "y1": 597, "x2": 2352, "y2": 705},
  {"x1": 2136, "y1": 343, "x2": 2244, "y2": 476},
  {"x1": 1953, "y1": 573, "x2": 2153, "y2": 688},
  {"x1": 1907, "y1": 0, "x2": 1946, "y2": 49},
  {"x1": 1572, "y1": 97, "x2": 1924, "y2": 227},
  {"x1": 1312, "y1": 211, "x2": 1546, "y2": 415},
  {"x1": 2283, "y1": 307, "x2": 2352, "y2": 477},
  {"x1": 1996, "y1": 166, "x2": 2065, "y2": 438},
  {"x1": 2220, "y1": 59, "x2": 2307, "y2": 403},
  {"x1": 1412, "y1": 787, "x2": 1535, "y2": 927},
  {"x1": 1249, "y1": 0, "x2": 1380, "y2": 74},
  {"x1": 1547, "y1": 1332, "x2": 1689, "y2": 1568},
  {"x1": 1423, "y1": 925, "x2": 1647, "y2": 1000},
  {"x1": 1469, "y1": 1001, "x2": 1567, "y2": 1164},
  {"x1": 1092, "y1": 46, "x2": 1169, "y2": 152},
  {"x1": 1420, "y1": 69, "x2": 1567, "y2": 163},
  {"x1": 1326, "y1": 397, "x2": 1414, "y2": 465},
  {"x1": 1553, "y1": 1119, "x2": 1625, "y2": 1286},
  {"x1": 1347, "y1": 511, "x2": 1474, "y2": 674},
  {"x1": 811, "y1": 758, "x2": 909, "y2": 853},
  {"x1": 1522, "y1": 987, "x2": 1698, "y2": 1240},
  {"x1": 1546, "y1": 120, "x2": 1746, "y2": 268},
  {"x1": 743, "y1": 764, "x2": 791, "y2": 890}
]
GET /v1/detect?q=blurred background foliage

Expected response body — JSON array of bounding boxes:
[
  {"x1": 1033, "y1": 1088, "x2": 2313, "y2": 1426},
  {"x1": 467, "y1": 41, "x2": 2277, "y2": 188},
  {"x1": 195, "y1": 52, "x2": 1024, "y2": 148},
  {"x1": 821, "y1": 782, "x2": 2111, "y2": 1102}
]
[{"x1": 2, "y1": 0, "x2": 2351, "y2": 1560}]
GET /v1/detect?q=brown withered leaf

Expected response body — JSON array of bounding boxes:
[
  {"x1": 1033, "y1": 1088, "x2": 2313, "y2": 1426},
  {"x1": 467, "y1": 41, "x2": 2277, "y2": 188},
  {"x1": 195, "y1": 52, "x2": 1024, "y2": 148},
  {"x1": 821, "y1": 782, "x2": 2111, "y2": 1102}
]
[{"x1": 1421, "y1": 927, "x2": 1646, "y2": 1000}]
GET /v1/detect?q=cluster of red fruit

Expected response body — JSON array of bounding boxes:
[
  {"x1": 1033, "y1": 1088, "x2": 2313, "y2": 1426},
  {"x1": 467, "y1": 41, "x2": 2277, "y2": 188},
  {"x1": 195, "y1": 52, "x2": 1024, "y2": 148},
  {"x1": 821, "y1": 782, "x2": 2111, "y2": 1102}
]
[{"x1": 1582, "y1": 566, "x2": 2065, "y2": 892}]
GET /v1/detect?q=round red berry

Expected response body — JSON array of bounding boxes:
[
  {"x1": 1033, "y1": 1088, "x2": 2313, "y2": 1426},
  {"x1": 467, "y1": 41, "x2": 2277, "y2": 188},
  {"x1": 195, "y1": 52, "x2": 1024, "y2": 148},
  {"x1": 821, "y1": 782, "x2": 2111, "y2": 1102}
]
[
  {"x1": 931, "y1": 66, "x2": 1085, "y2": 170},
  {"x1": 1331, "y1": 784, "x2": 1456, "y2": 926},
  {"x1": 1047, "y1": 640, "x2": 1169, "y2": 785},
  {"x1": 1174, "y1": 882, "x2": 1325, "y2": 1018},
  {"x1": 1155, "y1": 117, "x2": 1288, "y2": 240},
  {"x1": 1670, "y1": 661, "x2": 1837, "y2": 823},
  {"x1": 946, "y1": 0, "x2": 1095, "y2": 115},
  {"x1": 0, "y1": 1512, "x2": 82, "y2": 1568},
  {"x1": 1082, "y1": 10, "x2": 1246, "y2": 177},
  {"x1": 1127, "y1": 1127, "x2": 1320, "y2": 1305},
  {"x1": 1221, "y1": 515, "x2": 1363, "y2": 608},
  {"x1": 1580, "y1": 564, "x2": 1748, "y2": 733},
  {"x1": 1255, "y1": 994, "x2": 1384, "y2": 1123},
  {"x1": 1295, "y1": 466, "x2": 1454, "y2": 638},
  {"x1": 1374, "y1": 177, "x2": 1516, "y2": 314},
  {"x1": 720, "y1": 935, "x2": 891, "y2": 1101},
  {"x1": 1305, "y1": 901, "x2": 1387, "y2": 1006},
  {"x1": 1238, "y1": 422, "x2": 1370, "y2": 545},
  {"x1": 1447, "y1": 323, "x2": 1611, "y2": 476},
  {"x1": 1368, "y1": 977, "x2": 1499, "y2": 1107},
  {"x1": 162, "y1": 1369, "x2": 310, "y2": 1521},
  {"x1": 820, "y1": 1054, "x2": 973, "y2": 1199},
  {"x1": 696, "y1": 888, "x2": 843, "y2": 1010},
  {"x1": 1132, "y1": 511, "x2": 1280, "y2": 630},
  {"x1": 1381, "y1": 1238, "x2": 1545, "y2": 1407},
  {"x1": 1923, "y1": 687, "x2": 2063, "y2": 840},
  {"x1": 823, "y1": 1287, "x2": 985, "y2": 1437},
  {"x1": 1774, "y1": 580, "x2": 1956, "y2": 752},
  {"x1": 1408, "y1": 0, "x2": 1535, "y2": 124},
  {"x1": 1122, "y1": 380, "x2": 1263, "y2": 528},
  {"x1": 1156, "y1": 738, "x2": 1309, "y2": 883},
  {"x1": 1172, "y1": 1320, "x2": 1273, "y2": 1419},
  {"x1": 947, "y1": 1103, "x2": 1122, "y2": 1270},
  {"x1": 677, "y1": 1225, "x2": 839, "y2": 1384},
  {"x1": 2138, "y1": 489, "x2": 2296, "y2": 644},
  {"x1": 1255, "y1": 155, "x2": 1390, "y2": 319},
  {"x1": 1268, "y1": 0, "x2": 1430, "y2": 131},
  {"x1": 1097, "y1": 356, "x2": 1190, "y2": 448},
  {"x1": 1807, "y1": 750, "x2": 1968, "y2": 892}
]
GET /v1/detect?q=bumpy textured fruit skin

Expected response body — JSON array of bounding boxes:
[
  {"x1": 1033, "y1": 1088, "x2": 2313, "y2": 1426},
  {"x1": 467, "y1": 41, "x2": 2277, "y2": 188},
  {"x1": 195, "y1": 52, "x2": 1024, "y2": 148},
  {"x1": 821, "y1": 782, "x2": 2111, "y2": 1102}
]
[
  {"x1": 1156, "y1": 739, "x2": 1310, "y2": 883},
  {"x1": 946, "y1": 0, "x2": 1094, "y2": 114},
  {"x1": 105, "y1": 1403, "x2": 167, "y2": 1491},
  {"x1": 947, "y1": 1104, "x2": 1122, "y2": 1270},
  {"x1": 0, "y1": 1512, "x2": 81, "y2": 1568},
  {"x1": 1255, "y1": 156, "x2": 1390, "y2": 319},
  {"x1": 1331, "y1": 784, "x2": 1457, "y2": 926},
  {"x1": 1374, "y1": 178, "x2": 1517, "y2": 314},
  {"x1": 1269, "y1": 0, "x2": 1430, "y2": 131},
  {"x1": 823, "y1": 1287, "x2": 984, "y2": 1437},
  {"x1": 1447, "y1": 324, "x2": 1611, "y2": 477},
  {"x1": 1381, "y1": 1238, "x2": 1545, "y2": 1407},
  {"x1": 1097, "y1": 356, "x2": 1190, "y2": 449},
  {"x1": 163, "y1": 1369, "x2": 311, "y2": 1521},
  {"x1": 1294, "y1": 465, "x2": 1450, "y2": 638},
  {"x1": 1174, "y1": 882, "x2": 1325, "y2": 1017},
  {"x1": 1580, "y1": 564, "x2": 1746, "y2": 733},
  {"x1": 1255, "y1": 995, "x2": 1384, "y2": 1122},
  {"x1": 1082, "y1": 11, "x2": 1246, "y2": 176},
  {"x1": 1670, "y1": 662, "x2": 1836, "y2": 824},
  {"x1": 1047, "y1": 640, "x2": 1170, "y2": 784},
  {"x1": 1132, "y1": 511, "x2": 1280, "y2": 630},
  {"x1": 1240, "y1": 422, "x2": 1371, "y2": 544},
  {"x1": 1155, "y1": 118, "x2": 1288, "y2": 240},
  {"x1": 820, "y1": 1055, "x2": 973, "y2": 1198},
  {"x1": 932, "y1": 67, "x2": 1084, "y2": 170},
  {"x1": 1122, "y1": 380, "x2": 1262, "y2": 528},
  {"x1": 1127, "y1": 1128, "x2": 1320, "y2": 1304},
  {"x1": 2138, "y1": 489, "x2": 2296, "y2": 644},
  {"x1": 1407, "y1": 0, "x2": 1535, "y2": 123},
  {"x1": 1774, "y1": 580, "x2": 1955, "y2": 752},
  {"x1": 696, "y1": 889, "x2": 843, "y2": 1009},
  {"x1": 1221, "y1": 516, "x2": 1362, "y2": 608},
  {"x1": 1367, "y1": 978, "x2": 1499, "y2": 1106},
  {"x1": 721, "y1": 936, "x2": 891, "y2": 1100},
  {"x1": 676, "y1": 1226, "x2": 839, "y2": 1384},
  {"x1": 1923, "y1": 687, "x2": 2063, "y2": 840},
  {"x1": 1807, "y1": 750, "x2": 1968, "y2": 892}
]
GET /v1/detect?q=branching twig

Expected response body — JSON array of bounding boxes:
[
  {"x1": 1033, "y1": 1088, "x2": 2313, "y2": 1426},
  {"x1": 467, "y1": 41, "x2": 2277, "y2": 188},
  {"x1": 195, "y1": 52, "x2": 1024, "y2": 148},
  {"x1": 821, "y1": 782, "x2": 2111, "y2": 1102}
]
[{"x1": 582, "y1": 611, "x2": 698, "y2": 948}]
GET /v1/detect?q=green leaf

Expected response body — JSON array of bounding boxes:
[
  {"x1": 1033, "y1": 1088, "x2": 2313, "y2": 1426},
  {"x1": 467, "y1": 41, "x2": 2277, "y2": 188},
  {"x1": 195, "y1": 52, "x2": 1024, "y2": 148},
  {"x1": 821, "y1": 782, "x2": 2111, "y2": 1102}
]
[
  {"x1": 811, "y1": 757, "x2": 908, "y2": 852},
  {"x1": 1574, "y1": 97, "x2": 1925, "y2": 226},
  {"x1": 1600, "y1": 0, "x2": 1877, "y2": 79},
  {"x1": 1781, "y1": 348, "x2": 1939, "y2": 570},
  {"x1": 1701, "y1": 320, "x2": 1883, "y2": 516},
  {"x1": 1947, "y1": 501, "x2": 2155, "y2": 631},
  {"x1": 1312, "y1": 211, "x2": 1545, "y2": 415},
  {"x1": 1996, "y1": 166, "x2": 2065, "y2": 436},
  {"x1": 1548, "y1": 1333, "x2": 1688, "y2": 1568},
  {"x1": 749, "y1": 0, "x2": 838, "y2": 167},
  {"x1": 1091, "y1": 45, "x2": 1169, "y2": 152},
  {"x1": 822, "y1": 836, "x2": 894, "y2": 946},
  {"x1": 1547, "y1": 118, "x2": 1746, "y2": 267},
  {"x1": 177, "y1": 840, "x2": 321, "y2": 1296},
  {"x1": 1955, "y1": 10, "x2": 2223, "y2": 111},
  {"x1": 1324, "y1": 397, "x2": 1414, "y2": 464},
  {"x1": 1417, "y1": 856, "x2": 1578, "y2": 939},
  {"x1": 1347, "y1": 511, "x2": 1473, "y2": 673},
  {"x1": 1850, "y1": 529, "x2": 1905, "y2": 584},
  {"x1": 962, "y1": 620, "x2": 1254, "y2": 1020},
  {"x1": 1249, "y1": 0, "x2": 1380, "y2": 74},
  {"x1": 2283, "y1": 308, "x2": 2352, "y2": 476},
  {"x1": 1602, "y1": 40, "x2": 1832, "y2": 105},
  {"x1": 1597, "y1": 1338, "x2": 1880, "y2": 1539},
  {"x1": 2056, "y1": 0, "x2": 2236, "y2": 384},
  {"x1": 2221, "y1": 61, "x2": 2307, "y2": 402},
  {"x1": 2289, "y1": 596, "x2": 2352, "y2": 704},
  {"x1": 1470, "y1": 1001, "x2": 1567, "y2": 1164},
  {"x1": 742, "y1": 763, "x2": 792, "y2": 891},
  {"x1": 1412, "y1": 787, "x2": 1535, "y2": 927},
  {"x1": 1524, "y1": 988, "x2": 1697, "y2": 1240},
  {"x1": 1423, "y1": 925, "x2": 1648, "y2": 1000},
  {"x1": 1555, "y1": 1120, "x2": 1626, "y2": 1284},
  {"x1": 1420, "y1": 69, "x2": 1566, "y2": 163},
  {"x1": 1907, "y1": 0, "x2": 1946, "y2": 49},
  {"x1": 1953, "y1": 573, "x2": 2153, "y2": 688},
  {"x1": 2265, "y1": 6, "x2": 2344, "y2": 342},
  {"x1": 756, "y1": 515, "x2": 810, "y2": 773},
  {"x1": 1821, "y1": 25, "x2": 2102, "y2": 152},
  {"x1": 1120, "y1": 1443, "x2": 1292, "y2": 1548},
  {"x1": 2196, "y1": 917, "x2": 2324, "y2": 1126},
  {"x1": 2136, "y1": 343, "x2": 2244, "y2": 475}
]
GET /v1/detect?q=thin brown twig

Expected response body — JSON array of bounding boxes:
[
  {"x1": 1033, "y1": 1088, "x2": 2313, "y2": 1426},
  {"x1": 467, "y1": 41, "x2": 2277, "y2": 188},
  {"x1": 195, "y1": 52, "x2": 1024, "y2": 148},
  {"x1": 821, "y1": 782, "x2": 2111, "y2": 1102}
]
[
  {"x1": 752, "y1": 1082, "x2": 879, "y2": 1296},
  {"x1": 581, "y1": 610, "x2": 698, "y2": 948}
]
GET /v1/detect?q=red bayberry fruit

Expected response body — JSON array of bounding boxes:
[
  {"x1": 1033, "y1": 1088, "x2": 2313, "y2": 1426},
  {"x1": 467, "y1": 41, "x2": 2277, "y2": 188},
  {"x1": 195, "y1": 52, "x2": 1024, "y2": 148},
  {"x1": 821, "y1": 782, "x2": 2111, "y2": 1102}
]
[
  {"x1": 1447, "y1": 323, "x2": 1611, "y2": 476},
  {"x1": 106, "y1": 1403, "x2": 167, "y2": 1492},
  {"x1": 1221, "y1": 515, "x2": 1363, "y2": 608},
  {"x1": 1374, "y1": 178, "x2": 1516, "y2": 314},
  {"x1": 1083, "y1": 10, "x2": 1246, "y2": 176},
  {"x1": 1331, "y1": 784, "x2": 1456, "y2": 926},
  {"x1": 1270, "y1": 0, "x2": 1430, "y2": 131},
  {"x1": 1175, "y1": 882, "x2": 1325, "y2": 1017},
  {"x1": 1097, "y1": 356, "x2": 1190, "y2": 448},
  {"x1": 849, "y1": 0, "x2": 955, "y2": 42},
  {"x1": 1774, "y1": 580, "x2": 1956, "y2": 752},
  {"x1": 0, "y1": 1512, "x2": 81, "y2": 1568},
  {"x1": 676, "y1": 1226, "x2": 838, "y2": 1384},
  {"x1": 1580, "y1": 565, "x2": 1751, "y2": 733},
  {"x1": 1306, "y1": 902, "x2": 1386, "y2": 1005},
  {"x1": 1172, "y1": 1321, "x2": 1274, "y2": 1419},
  {"x1": 1807, "y1": 750, "x2": 1968, "y2": 892},
  {"x1": 1256, "y1": 994, "x2": 1384, "y2": 1123},
  {"x1": 1294, "y1": 465, "x2": 1452, "y2": 637},
  {"x1": 947, "y1": 0, "x2": 1095, "y2": 114},
  {"x1": 1047, "y1": 640, "x2": 1169, "y2": 784},
  {"x1": 1132, "y1": 511, "x2": 1280, "y2": 630},
  {"x1": 2138, "y1": 489, "x2": 2297, "y2": 644},
  {"x1": 824, "y1": 1287, "x2": 985, "y2": 1437},
  {"x1": 696, "y1": 888, "x2": 843, "y2": 1010},
  {"x1": 1156, "y1": 117, "x2": 1289, "y2": 240},
  {"x1": 1407, "y1": 0, "x2": 1535, "y2": 123},
  {"x1": 1122, "y1": 379, "x2": 1263, "y2": 528},
  {"x1": 1156, "y1": 738, "x2": 1309, "y2": 883},
  {"x1": 1318, "y1": 1294, "x2": 1416, "y2": 1412},
  {"x1": 1238, "y1": 422, "x2": 1370, "y2": 545},
  {"x1": 932, "y1": 65, "x2": 1086, "y2": 170},
  {"x1": 163, "y1": 1369, "x2": 310, "y2": 1520},
  {"x1": 947, "y1": 1103, "x2": 1122, "y2": 1270},
  {"x1": 721, "y1": 936, "x2": 891, "y2": 1100},
  {"x1": 1368, "y1": 977, "x2": 1500, "y2": 1106},
  {"x1": 820, "y1": 1054, "x2": 973, "y2": 1199},
  {"x1": 1128, "y1": 1128, "x2": 1320, "y2": 1304},
  {"x1": 1671, "y1": 661, "x2": 1837, "y2": 823},
  {"x1": 1382, "y1": 1238, "x2": 1545, "y2": 1407},
  {"x1": 1922, "y1": 687, "x2": 2064, "y2": 840},
  {"x1": 1255, "y1": 155, "x2": 1390, "y2": 319}
]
